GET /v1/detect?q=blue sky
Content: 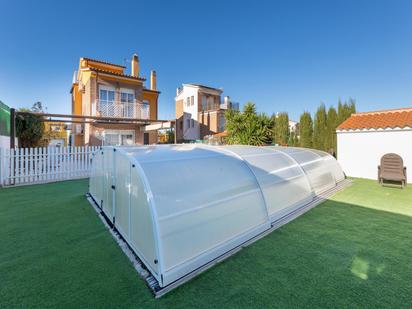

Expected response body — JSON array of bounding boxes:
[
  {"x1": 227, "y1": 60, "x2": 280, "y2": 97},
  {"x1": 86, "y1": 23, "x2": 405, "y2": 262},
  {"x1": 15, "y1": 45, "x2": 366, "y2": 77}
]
[{"x1": 1, "y1": 0, "x2": 412, "y2": 121}]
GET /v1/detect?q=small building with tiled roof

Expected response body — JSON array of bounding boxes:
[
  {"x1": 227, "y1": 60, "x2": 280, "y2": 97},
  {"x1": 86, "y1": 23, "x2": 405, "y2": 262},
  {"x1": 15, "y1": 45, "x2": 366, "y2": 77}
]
[{"x1": 336, "y1": 107, "x2": 411, "y2": 183}]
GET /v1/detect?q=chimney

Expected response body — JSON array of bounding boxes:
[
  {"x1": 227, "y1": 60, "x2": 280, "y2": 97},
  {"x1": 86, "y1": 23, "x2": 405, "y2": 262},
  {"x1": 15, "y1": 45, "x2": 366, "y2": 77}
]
[
  {"x1": 224, "y1": 96, "x2": 230, "y2": 106},
  {"x1": 131, "y1": 54, "x2": 139, "y2": 77},
  {"x1": 150, "y1": 70, "x2": 157, "y2": 90}
]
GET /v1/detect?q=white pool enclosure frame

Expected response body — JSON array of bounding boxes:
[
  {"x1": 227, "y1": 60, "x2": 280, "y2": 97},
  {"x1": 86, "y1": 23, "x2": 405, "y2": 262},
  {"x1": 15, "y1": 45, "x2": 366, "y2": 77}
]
[{"x1": 88, "y1": 144, "x2": 346, "y2": 295}]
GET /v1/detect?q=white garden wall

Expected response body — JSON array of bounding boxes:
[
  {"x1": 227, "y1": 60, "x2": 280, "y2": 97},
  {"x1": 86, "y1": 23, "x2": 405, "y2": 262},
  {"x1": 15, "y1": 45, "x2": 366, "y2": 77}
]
[{"x1": 337, "y1": 129, "x2": 412, "y2": 183}]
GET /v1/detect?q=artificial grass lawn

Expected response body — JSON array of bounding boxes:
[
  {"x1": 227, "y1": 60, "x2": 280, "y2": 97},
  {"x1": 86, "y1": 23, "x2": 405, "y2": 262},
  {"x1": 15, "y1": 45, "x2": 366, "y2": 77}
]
[{"x1": 1, "y1": 179, "x2": 412, "y2": 308}]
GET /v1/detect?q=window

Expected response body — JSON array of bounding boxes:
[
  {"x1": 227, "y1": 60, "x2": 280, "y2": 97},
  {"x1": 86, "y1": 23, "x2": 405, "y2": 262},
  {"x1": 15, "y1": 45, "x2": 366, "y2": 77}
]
[
  {"x1": 99, "y1": 89, "x2": 115, "y2": 103},
  {"x1": 207, "y1": 96, "x2": 214, "y2": 110},
  {"x1": 120, "y1": 90, "x2": 135, "y2": 117},
  {"x1": 121, "y1": 92, "x2": 134, "y2": 103},
  {"x1": 201, "y1": 95, "x2": 206, "y2": 110},
  {"x1": 99, "y1": 88, "x2": 115, "y2": 117},
  {"x1": 186, "y1": 97, "x2": 190, "y2": 107},
  {"x1": 191, "y1": 119, "x2": 194, "y2": 128},
  {"x1": 51, "y1": 125, "x2": 61, "y2": 132},
  {"x1": 104, "y1": 130, "x2": 135, "y2": 146},
  {"x1": 142, "y1": 100, "x2": 150, "y2": 119},
  {"x1": 191, "y1": 96, "x2": 194, "y2": 106},
  {"x1": 187, "y1": 119, "x2": 190, "y2": 128},
  {"x1": 218, "y1": 113, "x2": 226, "y2": 132}
]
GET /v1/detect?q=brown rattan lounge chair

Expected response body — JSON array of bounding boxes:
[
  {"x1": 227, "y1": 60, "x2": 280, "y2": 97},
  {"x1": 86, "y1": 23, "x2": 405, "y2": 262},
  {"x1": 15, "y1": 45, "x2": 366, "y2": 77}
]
[{"x1": 378, "y1": 153, "x2": 407, "y2": 188}]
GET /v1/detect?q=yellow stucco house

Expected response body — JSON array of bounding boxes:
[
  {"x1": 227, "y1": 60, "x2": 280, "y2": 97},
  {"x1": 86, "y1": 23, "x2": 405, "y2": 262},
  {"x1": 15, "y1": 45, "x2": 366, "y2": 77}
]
[
  {"x1": 42, "y1": 122, "x2": 69, "y2": 147},
  {"x1": 70, "y1": 54, "x2": 160, "y2": 146}
]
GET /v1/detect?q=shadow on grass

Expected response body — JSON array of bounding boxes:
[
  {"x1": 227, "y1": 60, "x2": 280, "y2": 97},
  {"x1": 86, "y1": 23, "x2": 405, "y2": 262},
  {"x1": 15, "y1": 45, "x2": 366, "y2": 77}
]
[{"x1": 158, "y1": 198, "x2": 412, "y2": 308}]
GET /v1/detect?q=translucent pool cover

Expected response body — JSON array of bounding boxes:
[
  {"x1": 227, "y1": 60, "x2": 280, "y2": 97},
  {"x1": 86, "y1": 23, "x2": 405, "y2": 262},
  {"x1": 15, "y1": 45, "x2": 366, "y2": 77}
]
[{"x1": 89, "y1": 145, "x2": 345, "y2": 288}]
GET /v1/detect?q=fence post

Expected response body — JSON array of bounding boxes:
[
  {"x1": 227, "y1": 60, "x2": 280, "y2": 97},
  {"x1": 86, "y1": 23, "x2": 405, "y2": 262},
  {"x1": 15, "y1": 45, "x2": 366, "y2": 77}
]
[{"x1": 10, "y1": 108, "x2": 16, "y2": 149}]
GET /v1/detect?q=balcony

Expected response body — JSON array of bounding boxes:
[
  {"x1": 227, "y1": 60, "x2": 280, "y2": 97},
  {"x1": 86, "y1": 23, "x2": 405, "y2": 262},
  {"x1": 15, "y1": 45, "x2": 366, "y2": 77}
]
[
  {"x1": 200, "y1": 101, "x2": 240, "y2": 112},
  {"x1": 92, "y1": 100, "x2": 150, "y2": 119},
  {"x1": 220, "y1": 102, "x2": 239, "y2": 111}
]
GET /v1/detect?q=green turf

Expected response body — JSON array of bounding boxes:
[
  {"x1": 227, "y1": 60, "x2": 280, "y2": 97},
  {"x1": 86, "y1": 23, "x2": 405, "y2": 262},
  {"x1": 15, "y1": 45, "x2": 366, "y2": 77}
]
[{"x1": 1, "y1": 178, "x2": 411, "y2": 308}]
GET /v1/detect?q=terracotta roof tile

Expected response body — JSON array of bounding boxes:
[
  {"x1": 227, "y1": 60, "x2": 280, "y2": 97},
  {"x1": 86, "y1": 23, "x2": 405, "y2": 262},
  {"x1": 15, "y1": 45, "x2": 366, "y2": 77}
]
[
  {"x1": 90, "y1": 67, "x2": 146, "y2": 81},
  {"x1": 337, "y1": 107, "x2": 412, "y2": 131},
  {"x1": 82, "y1": 57, "x2": 126, "y2": 68},
  {"x1": 214, "y1": 131, "x2": 228, "y2": 137}
]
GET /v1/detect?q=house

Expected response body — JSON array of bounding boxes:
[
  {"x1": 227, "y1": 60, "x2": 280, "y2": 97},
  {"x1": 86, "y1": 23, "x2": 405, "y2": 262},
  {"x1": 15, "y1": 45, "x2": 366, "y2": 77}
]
[
  {"x1": 274, "y1": 113, "x2": 299, "y2": 134},
  {"x1": 71, "y1": 54, "x2": 160, "y2": 146},
  {"x1": 43, "y1": 122, "x2": 69, "y2": 147},
  {"x1": 336, "y1": 107, "x2": 412, "y2": 183},
  {"x1": 289, "y1": 120, "x2": 299, "y2": 134},
  {"x1": 175, "y1": 84, "x2": 239, "y2": 142}
]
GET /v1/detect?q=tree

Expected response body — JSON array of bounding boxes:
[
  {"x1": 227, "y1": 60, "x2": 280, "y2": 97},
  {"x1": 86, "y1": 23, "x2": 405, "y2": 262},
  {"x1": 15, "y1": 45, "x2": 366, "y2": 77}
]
[
  {"x1": 299, "y1": 112, "x2": 313, "y2": 148},
  {"x1": 16, "y1": 102, "x2": 45, "y2": 148},
  {"x1": 226, "y1": 102, "x2": 274, "y2": 146},
  {"x1": 337, "y1": 98, "x2": 356, "y2": 126},
  {"x1": 325, "y1": 106, "x2": 338, "y2": 156},
  {"x1": 337, "y1": 99, "x2": 345, "y2": 125},
  {"x1": 348, "y1": 97, "x2": 356, "y2": 115},
  {"x1": 313, "y1": 104, "x2": 327, "y2": 151},
  {"x1": 288, "y1": 130, "x2": 299, "y2": 146},
  {"x1": 273, "y1": 112, "x2": 289, "y2": 145}
]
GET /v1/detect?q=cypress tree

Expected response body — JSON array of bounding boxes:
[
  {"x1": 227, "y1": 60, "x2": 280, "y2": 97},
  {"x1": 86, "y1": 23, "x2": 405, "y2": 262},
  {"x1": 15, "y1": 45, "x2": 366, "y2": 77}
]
[
  {"x1": 348, "y1": 98, "x2": 356, "y2": 116},
  {"x1": 337, "y1": 99, "x2": 345, "y2": 125},
  {"x1": 299, "y1": 111, "x2": 313, "y2": 148},
  {"x1": 337, "y1": 98, "x2": 356, "y2": 127},
  {"x1": 274, "y1": 112, "x2": 289, "y2": 145},
  {"x1": 288, "y1": 131, "x2": 296, "y2": 146},
  {"x1": 326, "y1": 106, "x2": 338, "y2": 156},
  {"x1": 313, "y1": 104, "x2": 327, "y2": 151}
]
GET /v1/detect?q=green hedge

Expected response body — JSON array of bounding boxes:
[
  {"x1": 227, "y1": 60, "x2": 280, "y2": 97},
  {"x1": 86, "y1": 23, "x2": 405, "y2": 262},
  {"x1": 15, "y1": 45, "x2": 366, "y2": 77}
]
[{"x1": 0, "y1": 100, "x2": 10, "y2": 137}]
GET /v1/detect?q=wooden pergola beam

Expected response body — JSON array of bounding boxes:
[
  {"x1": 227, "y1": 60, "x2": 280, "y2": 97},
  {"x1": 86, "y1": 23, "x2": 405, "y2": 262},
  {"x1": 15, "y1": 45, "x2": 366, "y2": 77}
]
[
  {"x1": 42, "y1": 118, "x2": 154, "y2": 125},
  {"x1": 15, "y1": 111, "x2": 170, "y2": 123},
  {"x1": 10, "y1": 110, "x2": 176, "y2": 148}
]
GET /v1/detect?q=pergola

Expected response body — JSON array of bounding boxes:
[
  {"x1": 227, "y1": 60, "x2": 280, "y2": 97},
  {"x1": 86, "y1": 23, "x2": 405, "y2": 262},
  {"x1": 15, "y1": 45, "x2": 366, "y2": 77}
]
[{"x1": 9, "y1": 108, "x2": 176, "y2": 148}]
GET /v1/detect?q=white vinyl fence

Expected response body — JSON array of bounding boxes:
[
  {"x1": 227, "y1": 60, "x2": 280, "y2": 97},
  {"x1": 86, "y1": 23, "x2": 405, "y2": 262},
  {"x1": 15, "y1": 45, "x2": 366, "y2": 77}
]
[{"x1": 0, "y1": 146, "x2": 100, "y2": 186}]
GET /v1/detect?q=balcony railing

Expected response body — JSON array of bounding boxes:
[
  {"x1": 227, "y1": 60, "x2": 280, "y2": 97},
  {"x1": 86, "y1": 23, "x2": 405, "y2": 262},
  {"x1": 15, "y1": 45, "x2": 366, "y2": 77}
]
[
  {"x1": 200, "y1": 102, "x2": 240, "y2": 112},
  {"x1": 220, "y1": 102, "x2": 239, "y2": 111},
  {"x1": 92, "y1": 100, "x2": 150, "y2": 119}
]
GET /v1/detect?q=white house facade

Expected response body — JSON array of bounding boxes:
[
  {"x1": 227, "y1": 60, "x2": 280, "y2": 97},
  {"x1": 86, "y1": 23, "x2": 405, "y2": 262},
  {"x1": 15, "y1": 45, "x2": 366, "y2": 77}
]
[
  {"x1": 336, "y1": 108, "x2": 412, "y2": 183},
  {"x1": 175, "y1": 84, "x2": 239, "y2": 142}
]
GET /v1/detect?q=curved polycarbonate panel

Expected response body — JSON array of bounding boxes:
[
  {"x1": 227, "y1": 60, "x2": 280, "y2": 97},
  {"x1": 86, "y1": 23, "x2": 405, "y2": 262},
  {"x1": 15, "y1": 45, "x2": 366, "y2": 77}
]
[
  {"x1": 89, "y1": 148, "x2": 159, "y2": 281},
  {"x1": 272, "y1": 147, "x2": 342, "y2": 194},
  {"x1": 218, "y1": 146, "x2": 314, "y2": 221},
  {"x1": 114, "y1": 155, "x2": 130, "y2": 239},
  {"x1": 308, "y1": 149, "x2": 345, "y2": 183},
  {"x1": 88, "y1": 144, "x2": 345, "y2": 288},
  {"x1": 128, "y1": 159, "x2": 158, "y2": 276},
  {"x1": 121, "y1": 145, "x2": 270, "y2": 284},
  {"x1": 89, "y1": 150, "x2": 104, "y2": 206}
]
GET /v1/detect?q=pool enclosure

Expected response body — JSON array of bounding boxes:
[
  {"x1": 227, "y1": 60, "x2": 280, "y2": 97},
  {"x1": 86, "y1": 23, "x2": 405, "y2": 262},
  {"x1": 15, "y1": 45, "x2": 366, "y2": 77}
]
[{"x1": 89, "y1": 145, "x2": 345, "y2": 289}]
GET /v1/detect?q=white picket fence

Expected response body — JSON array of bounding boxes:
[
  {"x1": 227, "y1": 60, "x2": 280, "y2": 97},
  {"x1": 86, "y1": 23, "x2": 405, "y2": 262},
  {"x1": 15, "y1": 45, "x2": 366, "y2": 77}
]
[{"x1": 0, "y1": 146, "x2": 100, "y2": 186}]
